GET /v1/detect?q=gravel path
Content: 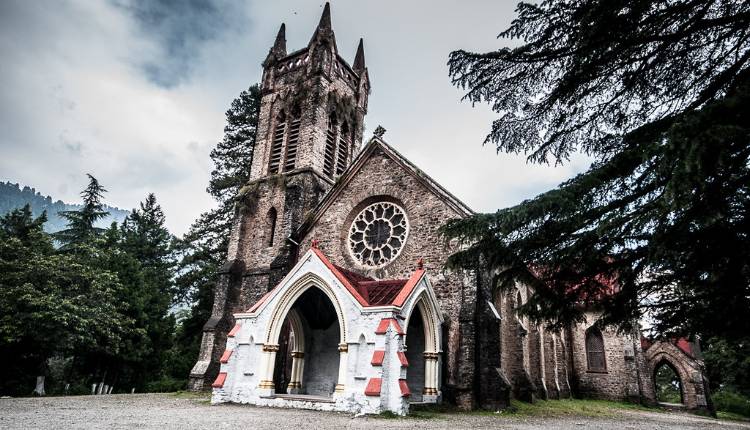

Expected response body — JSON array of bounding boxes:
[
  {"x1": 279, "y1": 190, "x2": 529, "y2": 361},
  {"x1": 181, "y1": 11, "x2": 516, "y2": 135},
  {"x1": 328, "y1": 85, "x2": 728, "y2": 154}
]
[{"x1": 1, "y1": 393, "x2": 747, "y2": 430}]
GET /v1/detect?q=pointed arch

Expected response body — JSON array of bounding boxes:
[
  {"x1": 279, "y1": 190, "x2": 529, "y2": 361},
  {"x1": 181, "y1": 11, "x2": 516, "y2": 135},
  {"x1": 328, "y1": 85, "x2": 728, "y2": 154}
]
[
  {"x1": 269, "y1": 110, "x2": 287, "y2": 173},
  {"x1": 284, "y1": 108, "x2": 301, "y2": 172},
  {"x1": 336, "y1": 121, "x2": 351, "y2": 175},
  {"x1": 585, "y1": 326, "x2": 606, "y2": 372},
  {"x1": 653, "y1": 358, "x2": 684, "y2": 404},
  {"x1": 264, "y1": 273, "x2": 347, "y2": 346},
  {"x1": 323, "y1": 112, "x2": 338, "y2": 178},
  {"x1": 403, "y1": 290, "x2": 441, "y2": 354}
]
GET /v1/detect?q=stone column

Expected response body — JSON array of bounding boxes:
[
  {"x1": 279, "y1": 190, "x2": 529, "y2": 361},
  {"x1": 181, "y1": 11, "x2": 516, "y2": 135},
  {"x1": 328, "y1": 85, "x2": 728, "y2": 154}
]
[
  {"x1": 258, "y1": 344, "x2": 279, "y2": 396},
  {"x1": 334, "y1": 343, "x2": 348, "y2": 394},
  {"x1": 423, "y1": 352, "x2": 440, "y2": 402},
  {"x1": 286, "y1": 351, "x2": 304, "y2": 394}
]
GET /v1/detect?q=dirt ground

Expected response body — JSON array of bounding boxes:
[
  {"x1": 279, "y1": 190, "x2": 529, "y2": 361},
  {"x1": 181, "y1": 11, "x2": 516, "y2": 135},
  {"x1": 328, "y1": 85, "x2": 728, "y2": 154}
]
[{"x1": 1, "y1": 393, "x2": 747, "y2": 430}]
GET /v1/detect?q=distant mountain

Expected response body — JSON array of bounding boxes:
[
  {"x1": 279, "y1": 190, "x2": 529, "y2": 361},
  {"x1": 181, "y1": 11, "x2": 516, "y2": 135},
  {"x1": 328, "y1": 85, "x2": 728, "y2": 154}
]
[{"x1": 0, "y1": 181, "x2": 130, "y2": 233}]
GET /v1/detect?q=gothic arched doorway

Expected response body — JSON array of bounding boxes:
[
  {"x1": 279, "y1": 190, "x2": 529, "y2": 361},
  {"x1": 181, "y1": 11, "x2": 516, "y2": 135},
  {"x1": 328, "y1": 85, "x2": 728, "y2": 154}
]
[
  {"x1": 274, "y1": 287, "x2": 341, "y2": 397},
  {"x1": 405, "y1": 304, "x2": 426, "y2": 402},
  {"x1": 654, "y1": 360, "x2": 683, "y2": 405}
]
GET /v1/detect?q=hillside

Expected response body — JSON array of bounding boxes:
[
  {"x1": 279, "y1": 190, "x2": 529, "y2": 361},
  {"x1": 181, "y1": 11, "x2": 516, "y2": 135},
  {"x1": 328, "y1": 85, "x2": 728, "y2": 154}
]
[{"x1": 0, "y1": 181, "x2": 130, "y2": 232}]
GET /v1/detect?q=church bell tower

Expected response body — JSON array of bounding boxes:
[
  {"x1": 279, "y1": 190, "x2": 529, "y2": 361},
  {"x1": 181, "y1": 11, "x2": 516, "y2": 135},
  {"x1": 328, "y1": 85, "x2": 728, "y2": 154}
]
[{"x1": 189, "y1": 3, "x2": 371, "y2": 391}]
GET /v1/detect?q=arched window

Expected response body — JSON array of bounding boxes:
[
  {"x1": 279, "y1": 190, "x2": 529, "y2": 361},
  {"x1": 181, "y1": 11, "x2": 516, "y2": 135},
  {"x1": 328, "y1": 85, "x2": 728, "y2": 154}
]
[
  {"x1": 336, "y1": 122, "x2": 351, "y2": 176},
  {"x1": 284, "y1": 110, "x2": 301, "y2": 172},
  {"x1": 323, "y1": 113, "x2": 337, "y2": 178},
  {"x1": 267, "y1": 207, "x2": 277, "y2": 247},
  {"x1": 268, "y1": 111, "x2": 286, "y2": 173},
  {"x1": 585, "y1": 327, "x2": 607, "y2": 372}
]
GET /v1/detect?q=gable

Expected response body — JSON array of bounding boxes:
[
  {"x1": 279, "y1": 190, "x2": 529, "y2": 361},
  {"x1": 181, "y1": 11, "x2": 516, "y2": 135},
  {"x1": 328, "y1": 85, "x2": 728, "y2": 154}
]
[
  {"x1": 292, "y1": 137, "x2": 473, "y2": 279},
  {"x1": 295, "y1": 137, "x2": 472, "y2": 241}
]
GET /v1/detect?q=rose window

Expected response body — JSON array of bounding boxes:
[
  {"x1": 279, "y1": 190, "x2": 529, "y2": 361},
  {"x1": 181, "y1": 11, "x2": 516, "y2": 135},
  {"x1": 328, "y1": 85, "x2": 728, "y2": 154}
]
[{"x1": 348, "y1": 202, "x2": 409, "y2": 267}]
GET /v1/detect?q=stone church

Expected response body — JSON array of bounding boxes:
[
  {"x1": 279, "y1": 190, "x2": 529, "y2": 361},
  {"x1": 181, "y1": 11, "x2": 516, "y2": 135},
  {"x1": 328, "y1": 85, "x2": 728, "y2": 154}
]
[{"x1": 190, "y1": 4, "x2": 711, "y2": 415}]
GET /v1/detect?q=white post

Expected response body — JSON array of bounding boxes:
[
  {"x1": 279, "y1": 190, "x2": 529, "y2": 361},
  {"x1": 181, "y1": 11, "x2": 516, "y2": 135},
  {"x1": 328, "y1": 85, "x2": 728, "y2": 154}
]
[
  {"x1": 287, "y1": 351, "x2": 304, "y2": 394},
  {"x1": 423, "y1": 352, "x2": 439, "y2": 402},
  {"x1": 334, "y1": 343, "x2": 348, "y2": 394},
  {"x1": 257, "y1": 344, "x2": 278, "y2": 396}
]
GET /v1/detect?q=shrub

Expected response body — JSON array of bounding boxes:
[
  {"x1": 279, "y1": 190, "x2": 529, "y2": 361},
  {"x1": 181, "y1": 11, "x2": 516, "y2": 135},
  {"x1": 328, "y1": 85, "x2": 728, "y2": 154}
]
[
  {"x1": 144, "y1": 378, "x2": 187, "y2": 393},
  {"x1": 713, "y1": 389, "x2": 750, "y2": 417}
]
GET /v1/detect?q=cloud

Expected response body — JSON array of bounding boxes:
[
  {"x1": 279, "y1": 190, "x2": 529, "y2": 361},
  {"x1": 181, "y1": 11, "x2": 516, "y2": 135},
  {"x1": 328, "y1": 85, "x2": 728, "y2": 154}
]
[
  {"x1": 112, "y1": 0, "x2": 248, "y2": 88},
  {"x1": 1, "y1": 0, "x2": 592, "y2": 236}
]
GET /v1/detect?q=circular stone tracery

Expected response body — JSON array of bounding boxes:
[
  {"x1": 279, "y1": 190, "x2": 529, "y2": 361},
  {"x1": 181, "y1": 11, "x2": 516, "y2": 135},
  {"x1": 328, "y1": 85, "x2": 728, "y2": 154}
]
[{"x1": 348, "y1": 202, "x2": 409, "y2": 267}]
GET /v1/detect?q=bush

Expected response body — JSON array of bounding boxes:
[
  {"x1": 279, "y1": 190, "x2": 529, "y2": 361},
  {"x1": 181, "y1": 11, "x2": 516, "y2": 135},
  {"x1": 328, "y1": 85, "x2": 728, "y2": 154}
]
[
  {"x1": 713, "y1": 389, "x2": 750, "y2": 417},
  {"x1": 144, "y1": 378, "x2": 187, "y2": 393}
]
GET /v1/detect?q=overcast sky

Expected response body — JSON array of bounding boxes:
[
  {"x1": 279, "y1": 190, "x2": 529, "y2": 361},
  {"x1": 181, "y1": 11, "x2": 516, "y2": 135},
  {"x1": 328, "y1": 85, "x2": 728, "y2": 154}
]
[{"x1": 0, "y1": 0, "x2": 592, "y2": 235}]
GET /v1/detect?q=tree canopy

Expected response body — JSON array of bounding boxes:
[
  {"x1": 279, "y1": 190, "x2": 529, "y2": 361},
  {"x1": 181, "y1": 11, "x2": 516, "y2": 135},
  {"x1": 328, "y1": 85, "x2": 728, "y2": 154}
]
[{"x1": 443, "y1": 0, "x2": 750, "y2": 340}]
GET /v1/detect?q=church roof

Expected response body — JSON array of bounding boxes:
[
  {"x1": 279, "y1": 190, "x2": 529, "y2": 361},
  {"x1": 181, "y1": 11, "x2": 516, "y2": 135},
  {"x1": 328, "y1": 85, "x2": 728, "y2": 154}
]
[
  {"x1": 244, "y1": 245, "x2": 426, "y2": 312},
  {"x1": 294, "y1": 136, "x2": 474, "y2": 240}
]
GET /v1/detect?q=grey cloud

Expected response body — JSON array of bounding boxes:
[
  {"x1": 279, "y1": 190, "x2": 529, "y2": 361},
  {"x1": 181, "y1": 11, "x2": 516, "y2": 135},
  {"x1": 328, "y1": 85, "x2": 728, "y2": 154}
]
[{"x1": 113, "y1": 0, "x2": 247, "y2": 88}]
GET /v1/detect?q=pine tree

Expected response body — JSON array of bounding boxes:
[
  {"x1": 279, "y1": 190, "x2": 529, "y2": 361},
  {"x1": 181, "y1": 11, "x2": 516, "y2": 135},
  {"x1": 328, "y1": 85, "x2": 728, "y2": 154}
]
[
  {"x1": 54, "y1": 174, "x2": 109, "y2": 249},
  {"x1": 443, "y1": 1, "x2": 750, "y2": 339},
  {"x1": 117, "y1": 194, "x2": 176, "y2": 387},
  {"x1": 170, "y1": 85, "x2": 261, "y2": 379}
]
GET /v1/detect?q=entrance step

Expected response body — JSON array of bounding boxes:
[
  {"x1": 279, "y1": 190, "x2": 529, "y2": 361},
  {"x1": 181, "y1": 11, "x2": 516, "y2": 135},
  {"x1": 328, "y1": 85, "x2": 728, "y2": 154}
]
[{"x1": 274, "y1": 394, "x2": 335, "y2": 403}]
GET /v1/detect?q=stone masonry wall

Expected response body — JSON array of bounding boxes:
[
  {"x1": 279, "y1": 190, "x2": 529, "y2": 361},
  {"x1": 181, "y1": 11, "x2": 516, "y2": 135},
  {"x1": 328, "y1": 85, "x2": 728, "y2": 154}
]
[
  {"x1": 296, "y1": 145, "x2": 478, "y2": 408},
  {"x1": 569, "y1": 312, "x2": 634, "y2": 400}
]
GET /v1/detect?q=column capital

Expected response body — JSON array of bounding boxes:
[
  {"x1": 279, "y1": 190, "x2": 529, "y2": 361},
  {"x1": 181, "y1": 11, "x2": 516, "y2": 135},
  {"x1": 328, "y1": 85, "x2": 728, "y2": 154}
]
[
  {"x1": 338, "y1": 343, "x2": 349, "y2": 352},
  {"x1": 263, "y1": 344, "x2": 280, "y2": 352}
]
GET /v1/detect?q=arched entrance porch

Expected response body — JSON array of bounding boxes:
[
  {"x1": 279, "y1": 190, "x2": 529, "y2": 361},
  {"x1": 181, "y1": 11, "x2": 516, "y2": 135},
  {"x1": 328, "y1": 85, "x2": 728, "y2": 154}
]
[{"x1": 256, "y1": 276, "x2": 349, "y2": 399}]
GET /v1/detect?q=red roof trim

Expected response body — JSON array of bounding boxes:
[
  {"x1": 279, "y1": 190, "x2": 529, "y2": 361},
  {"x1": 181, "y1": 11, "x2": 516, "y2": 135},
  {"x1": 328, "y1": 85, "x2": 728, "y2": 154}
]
[
  {"x1": 219, "y1": 349, "x2": 233, "y2": 364},
  {"x1": 227, "y1": 323, "x2": 241, "y2": 337},
  {"x1": 398, "y1": 379, "x2": 411, "y2": 397},
  {"x1": 312, "y1": 248, "x2": 370, "y2": 306},
  {"x1": 397, "y1": 351, "x2": 409, "y2": 367},
  {"x1": 364, "y1": 378, "x2": 382, "y2": 396},
  {"x1": 375, "y1": 318, "x2": 404, "y2": 335},
  {"x1": 212, "y1": 372, "x2": 227, "y2": 388},
  {"x1": 371, "y1": 350, "x2": 385, "y2": 366},
  {"x1": 392, "y1": 269, "x2": 425, "y2": 307}
]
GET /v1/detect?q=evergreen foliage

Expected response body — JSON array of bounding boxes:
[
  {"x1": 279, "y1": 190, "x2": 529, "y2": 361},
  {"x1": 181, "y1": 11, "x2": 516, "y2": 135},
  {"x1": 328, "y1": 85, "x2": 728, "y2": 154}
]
[
  {"x1": 0, "y1": 180, "x2": 177, "y2": 395},
  {"x1": 54, "y1": 174, "x2": 110, "y2": 249},
  {"x1": 169, "y1": 84, "x2": 261, "y2": 378},
  {"x1": 443, "y1": 0, "x2": 750, "y2": 340}
]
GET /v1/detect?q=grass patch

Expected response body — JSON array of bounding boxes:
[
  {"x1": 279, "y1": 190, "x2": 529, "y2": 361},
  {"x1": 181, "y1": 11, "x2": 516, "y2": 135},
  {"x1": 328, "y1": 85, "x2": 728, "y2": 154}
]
[
  {"x1": 718, "y1": 411, "x2": 750, "y2": 422},
  {"x1": 503, "y1": 398, "x2": 655, "y2": 418},
  {"x1": 170, "y1": 390, "x2": 210, "y2": 400}
]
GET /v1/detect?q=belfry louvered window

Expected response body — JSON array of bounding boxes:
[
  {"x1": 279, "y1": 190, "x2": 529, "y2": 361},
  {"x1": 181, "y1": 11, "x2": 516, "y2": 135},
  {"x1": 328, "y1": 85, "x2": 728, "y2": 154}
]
[
  {"x1": 586, "y1": 327, "x2": 607, "y2": 372},
  {"x1": 323, "y1": 114, "x2": 337, "y2": 178},
  {"x1": 268, "y1": 111, "x2": 286, "y2": 174},
  {"x1": 336, "y1": 122, "x2": 351, "y2": 176},
  {"x1": 283, "y1": 115, "x2": 301, "y2": 172}
]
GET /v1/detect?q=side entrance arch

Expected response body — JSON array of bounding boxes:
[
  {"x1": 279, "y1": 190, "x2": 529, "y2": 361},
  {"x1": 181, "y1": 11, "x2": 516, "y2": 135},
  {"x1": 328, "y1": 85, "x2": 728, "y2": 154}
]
[{"x1": 643, "y1": 340, "x2": 712, "y2": 413}]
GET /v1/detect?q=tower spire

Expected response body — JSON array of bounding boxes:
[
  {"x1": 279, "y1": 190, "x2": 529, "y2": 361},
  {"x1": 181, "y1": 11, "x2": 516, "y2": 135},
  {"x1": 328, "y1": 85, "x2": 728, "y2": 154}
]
[
  {"x1": 353, "y1": 38, "x2": 366, "y2": 72},
  {"x1": 308, "y1": 2, "x2": 336, "y2": 51},
  {"x1": 272, "y1": 23, "x2": 287, "y2": 57},
  {"x1": 318, "y1": 2, "x2": 332, "y2": 31}
]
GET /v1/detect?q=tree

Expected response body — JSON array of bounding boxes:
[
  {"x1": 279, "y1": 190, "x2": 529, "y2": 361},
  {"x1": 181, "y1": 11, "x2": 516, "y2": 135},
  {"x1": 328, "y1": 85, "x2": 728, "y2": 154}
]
[
  {"x1": 0, "y1": 206, "x2": 127, "y2": 395},
  {"x1": 54, "y1": 174, "x2": 109, "y2": 249},
  {"x1": 109, "y1": 194, "x2": 176, "y2": 389},
  {"x1": 443, "y1": 1, "x2": 750, "y2": 339},
  {"x1": 170, "y1": 85, "x2": 261, "y2": 378}
]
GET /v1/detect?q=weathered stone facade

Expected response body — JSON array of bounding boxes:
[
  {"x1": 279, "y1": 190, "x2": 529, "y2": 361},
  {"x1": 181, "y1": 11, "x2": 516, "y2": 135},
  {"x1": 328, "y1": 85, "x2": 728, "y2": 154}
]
[{"x1": 191, "y1": 3, "x2": 713, "y2": 415}]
